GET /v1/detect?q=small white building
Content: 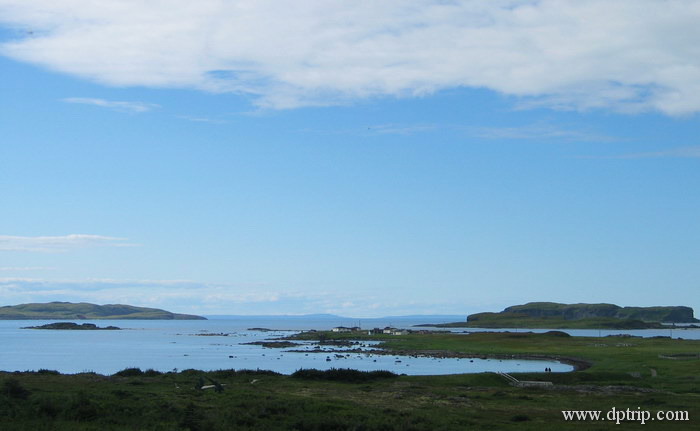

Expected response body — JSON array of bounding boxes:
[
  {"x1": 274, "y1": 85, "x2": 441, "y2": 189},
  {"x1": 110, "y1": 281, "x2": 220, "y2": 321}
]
[{"x1": 331, "y1": 326, "x2": 360, "y2": 333}]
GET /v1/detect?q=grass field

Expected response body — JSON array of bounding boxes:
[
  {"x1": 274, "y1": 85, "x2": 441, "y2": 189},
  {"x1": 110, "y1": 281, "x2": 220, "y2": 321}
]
[{"x1": 1, "y1": 331, "x2": 698, "y2": 430}]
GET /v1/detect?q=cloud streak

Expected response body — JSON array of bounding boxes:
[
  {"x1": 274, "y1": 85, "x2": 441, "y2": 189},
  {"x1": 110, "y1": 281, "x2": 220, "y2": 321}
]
[
  {"x1": 0, "y1": 278, "x2": 476, "y2": 316},
  {"x1": 0, "y1": 234, "x2": 133, "y2": 253},
  {"x1": 0, "y1": 266, "x2": 56, "y2": 272},
  {"x1": 471, "y1": 123, "x2": 616, "y2": 143},
  {"x1": 1, "y1": 1, "x2": 700, "y2": 114},
  {"x1": 368, "y1": 124, "x2": 437, "y2": 136},
  {"x1": 578, "y1": 145, "x2": 700, "y2": 160},
  {"x1": 609, "y1": 146, "x2": 700, "y2": 159},
  {"x1": 63, "y1": 97, "x2": 159, "y2": 113}
]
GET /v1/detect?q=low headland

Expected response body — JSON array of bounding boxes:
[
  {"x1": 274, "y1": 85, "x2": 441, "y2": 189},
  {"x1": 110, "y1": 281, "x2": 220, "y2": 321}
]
[
  {"x1": 0, "y1": 301, "x2": 207, "y2": 320},
  {"x1": 419, "y1": 302, "x2": 699, "y2": 329},
  {"x1": 22, "y1": 322, "x2": 121, "y2": 330}
]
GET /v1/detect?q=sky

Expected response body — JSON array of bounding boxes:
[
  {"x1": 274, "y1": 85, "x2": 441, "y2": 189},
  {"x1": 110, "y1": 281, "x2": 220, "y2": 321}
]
[{"x1": 1, "y1": 0, "x2": 699, "y2": 317}]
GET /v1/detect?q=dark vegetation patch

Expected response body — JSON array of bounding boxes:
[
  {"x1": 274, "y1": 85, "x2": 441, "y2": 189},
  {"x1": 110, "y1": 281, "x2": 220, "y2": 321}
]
[
  {"x1": 209, "y1": 369, "x2": 282, "y2": 379},
  {"x1": 241, "y1": 341, "x2": 300, "y2": 348},
  {"x1": 543, "y1": 330, "x2": 570, "y2": 337},
  {"x1": 2, "y1": 378, "x2": 31, "y2": 399},
  {"x1": 113, "y1": 367, "x2": 163, "y2": 377},
  {"x1": 292, "y1": 368, "x2": 398, "y2": 383}
]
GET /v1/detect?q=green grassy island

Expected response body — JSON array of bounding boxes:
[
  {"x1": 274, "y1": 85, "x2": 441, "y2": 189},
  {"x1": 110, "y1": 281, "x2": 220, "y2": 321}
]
[
  {"x1": 0, "y1": 302, "x2": 206, "y2": 320},
  {"x1": 22, "y1": 322, "x2": 121, "y2": 330},
  {"x1": 422, "y1": 302, "x2": 699, "y2": 329}
]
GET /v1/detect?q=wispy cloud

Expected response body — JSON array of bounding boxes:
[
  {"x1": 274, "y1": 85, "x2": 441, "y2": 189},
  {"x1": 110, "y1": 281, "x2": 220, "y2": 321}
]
[
  {"x1": 63, "y1": 97, "x2": 159, "y2": 113},
  {"x1": 0, "y1": 234, "x2": 134, "y2": 253},
  {"x1": 298, "y1": 123, "x2": 436, "y2": 137},
  {"x1": 368, "y1": 123, "x2": 436, "y2": 136},
  {"x1": 0, "y1": 278, "x2": 478, "y2": 316},
  {"x1": 471, "y1": 124, "x2": 616, "y2": 143},
  {"x1": 595, "y1": 146, "x2": 700, "y2": 159},
  {"x1": 2, "y1": 1, "x2": 700, "y2": 113},
  {"x1": 0, "y1": 266, "x2": 56, "y2": 272},
  {"x1": 177, "y1": 115, "x2": 227, "y2": 124}
]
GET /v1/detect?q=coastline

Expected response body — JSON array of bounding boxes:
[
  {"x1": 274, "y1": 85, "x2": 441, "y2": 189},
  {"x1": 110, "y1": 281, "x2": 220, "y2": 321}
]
[{"x1": 285, "y1": 347, "x2": 589, "y2": 371}]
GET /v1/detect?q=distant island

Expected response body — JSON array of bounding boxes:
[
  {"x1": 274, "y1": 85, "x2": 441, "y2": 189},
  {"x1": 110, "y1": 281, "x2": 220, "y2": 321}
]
[
  {"x1": 0, "y1": 302, "x2": 207, "y2": 320},
  {"x1": 23, "y1": 322, "x2": 121, "y2": 330},
  {"x1": 421, "y1": 302, "x2": 699, "y2": 329}
]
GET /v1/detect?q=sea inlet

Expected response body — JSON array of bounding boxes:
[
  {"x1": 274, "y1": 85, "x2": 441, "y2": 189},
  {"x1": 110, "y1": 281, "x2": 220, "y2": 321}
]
[{"x1": 0, "y1": 318, "x2": 574, "y2": 375}]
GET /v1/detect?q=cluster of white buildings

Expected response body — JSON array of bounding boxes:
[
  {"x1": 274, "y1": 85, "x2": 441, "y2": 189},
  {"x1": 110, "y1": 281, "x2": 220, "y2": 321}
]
[
  {"x1": 330, "y1": 326, "x2": 361, "y2": 333},
  {"x1": 331, "y1": 326, "x2": 409, "y2": 335}
]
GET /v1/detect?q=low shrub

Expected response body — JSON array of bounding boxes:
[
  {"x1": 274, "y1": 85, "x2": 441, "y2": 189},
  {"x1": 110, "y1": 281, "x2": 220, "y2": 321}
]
[
  {"x1": 35, "y1": 369, "x2": 60, "y2": 375},
  {"x1": 113, "y1": 367, "x2": 143, "y2": 377},
  {"x1": 291, "y1": 368, "x2": 397, "y2": 383},
  {"x1": 3, "y1": 378, "x2": 31, "y2": 399}
]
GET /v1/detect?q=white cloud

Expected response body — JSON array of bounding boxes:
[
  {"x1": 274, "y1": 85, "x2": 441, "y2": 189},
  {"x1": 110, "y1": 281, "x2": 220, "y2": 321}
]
[
  {"x1": 0, "y1": 234, "x2": 132, "y2": 252},
  {"x1": 1, "y1": 1, "x2": 699, "y2": 114},
  {"x1": 63, "y1": 97, "x2": 159, "y2": 113}
]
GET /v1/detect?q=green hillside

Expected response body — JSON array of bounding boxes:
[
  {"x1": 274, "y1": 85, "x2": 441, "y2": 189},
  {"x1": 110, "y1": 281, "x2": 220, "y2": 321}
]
[
  {"x1": 501, "y1": 302, "x2": 697, "y2": 323},
  {"x1": 426, "y1": 302, "x2": 698, "y2": 329},
  {"x1": 0, "y1": 302, "x2": 206, "y2": 320}
]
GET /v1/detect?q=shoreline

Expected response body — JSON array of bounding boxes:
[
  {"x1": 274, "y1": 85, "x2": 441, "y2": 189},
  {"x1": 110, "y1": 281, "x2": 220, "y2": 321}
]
[{"x1": 285, "y1": 347, "x2": 589, "y2": 371}]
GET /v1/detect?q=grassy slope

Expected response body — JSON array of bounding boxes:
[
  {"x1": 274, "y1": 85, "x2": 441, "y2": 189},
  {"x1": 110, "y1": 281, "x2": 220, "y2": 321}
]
[
  {"x1": 447, "y1": 302, "x2": 699, "y2": 329},
  {"x1": 2, "y1": 367, "x2": 698, "y2": 430},
  {"x1": 503, "y1": 302, "x2": 697, "y2": 323}
]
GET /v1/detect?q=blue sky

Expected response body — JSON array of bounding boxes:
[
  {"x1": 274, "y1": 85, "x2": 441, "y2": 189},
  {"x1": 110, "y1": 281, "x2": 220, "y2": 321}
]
[{"x1": 1, "y1": 1, "x2": 699, "y2": 317}]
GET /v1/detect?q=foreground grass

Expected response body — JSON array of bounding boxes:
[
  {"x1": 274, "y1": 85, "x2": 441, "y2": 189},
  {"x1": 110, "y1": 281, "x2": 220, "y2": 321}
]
[{"x1": 1, "y1": 331, "x2": 699, "y2": 430}]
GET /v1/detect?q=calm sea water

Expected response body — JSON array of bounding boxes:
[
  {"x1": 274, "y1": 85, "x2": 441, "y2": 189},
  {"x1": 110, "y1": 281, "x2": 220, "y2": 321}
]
[{"x1": 0, "y1": 318, "x2": 574, "y2": 375}]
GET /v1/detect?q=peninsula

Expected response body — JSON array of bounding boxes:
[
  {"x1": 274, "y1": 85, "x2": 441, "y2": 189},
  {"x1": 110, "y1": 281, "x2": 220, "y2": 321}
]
[
  {"x1": 0, "y1": 302, "x2": 206, "y2": 320},
  {"x1": 422, "y1": 302, "x2": 698, "y2": 329}
]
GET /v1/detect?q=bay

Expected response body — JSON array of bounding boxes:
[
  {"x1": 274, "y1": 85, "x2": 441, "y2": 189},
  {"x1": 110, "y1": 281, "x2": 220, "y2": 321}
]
[{"x1": 0, "y1": 318, "x2": 572, "y2": 375}]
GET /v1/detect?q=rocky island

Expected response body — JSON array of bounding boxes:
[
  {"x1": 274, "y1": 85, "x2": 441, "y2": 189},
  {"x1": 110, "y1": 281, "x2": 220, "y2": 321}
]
[
  {"x1": 0, "y1": 302, "x2": 206, "y2": 320},
  {"x1": 422, "y1": 302, "x2": 699, "y2": 329},
  {"x1": 23, "y1": 322, "x2": 121, "y2": 330}
]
